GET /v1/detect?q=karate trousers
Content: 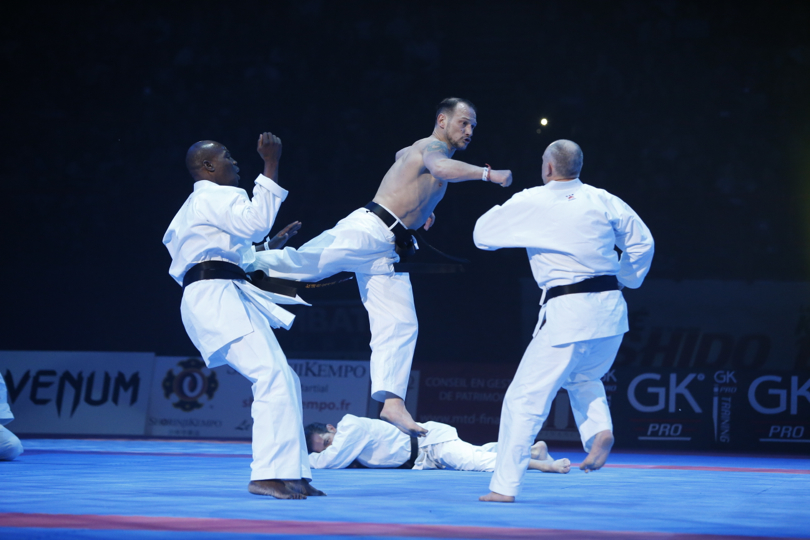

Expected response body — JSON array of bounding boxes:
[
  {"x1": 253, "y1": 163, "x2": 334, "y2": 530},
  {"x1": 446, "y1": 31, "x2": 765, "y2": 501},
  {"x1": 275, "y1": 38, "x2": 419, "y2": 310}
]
[
  {"x1": 209, "y1": 296, "x2": 311, "y2": 482},
  {"x1": 421, "y1": 440, "x2": 499, "y2": 472},
  {"x1": 256, "y1": 208, "x2": 418, "y2": 402},
  {"x1": 489, "y1": 330, "x2": 623, "y2": 497}
]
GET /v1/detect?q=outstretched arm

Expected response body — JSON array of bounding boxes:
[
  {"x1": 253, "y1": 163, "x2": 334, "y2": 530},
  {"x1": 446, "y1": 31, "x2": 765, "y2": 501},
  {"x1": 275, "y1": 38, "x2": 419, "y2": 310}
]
[
  {"x1": 473, "y1": 190, "x2": 535, "y2": 250},
  {"x1": 423, "y1": 141, "x2": 512, "y2": 187}
]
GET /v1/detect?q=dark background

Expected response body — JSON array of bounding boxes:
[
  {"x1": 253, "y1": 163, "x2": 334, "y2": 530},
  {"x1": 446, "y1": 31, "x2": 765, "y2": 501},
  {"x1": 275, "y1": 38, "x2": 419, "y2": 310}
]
[{"x1": 2, "y1": 0, "x2": 809, "y2": 367}]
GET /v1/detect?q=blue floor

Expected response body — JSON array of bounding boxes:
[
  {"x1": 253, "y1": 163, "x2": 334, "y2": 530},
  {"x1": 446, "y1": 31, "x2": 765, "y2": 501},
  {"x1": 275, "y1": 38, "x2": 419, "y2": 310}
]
[{"x1": 1, "y1": 438, "x2": 808, "y2": 539}]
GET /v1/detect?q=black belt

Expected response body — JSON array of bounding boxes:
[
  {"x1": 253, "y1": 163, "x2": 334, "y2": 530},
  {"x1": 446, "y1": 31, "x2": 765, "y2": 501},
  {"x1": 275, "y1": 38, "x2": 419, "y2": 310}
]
[
  {"x1": 347, "y1": 436, "x2": 420, "y2": 470},
  {"x1": 364, "y1": 201, "x2": 417, "y2": 256},
  {"x1": 542, "y1": 275, "x2": 620, "y2": 305},
  {"x1": 397, "y1": 436, "x2": 420, "y2": 469},
  {"x1": 183, "y1": 260, "x2": 355, "y2": 297},
  {"x1": 182, "y1": 260, "x2": 300, "y2": 297},
  {"x1": 182, "y1": 260, "x2": 247, "y2": 288}
]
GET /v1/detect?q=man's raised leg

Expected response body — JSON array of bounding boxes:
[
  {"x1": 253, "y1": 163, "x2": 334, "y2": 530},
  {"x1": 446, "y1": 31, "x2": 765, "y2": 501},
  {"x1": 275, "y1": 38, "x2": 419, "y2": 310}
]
[
  {"x1": 380, "y1": 393, "x2": 427, "y2": 437},
  {"x1": 359, "y1": 272, "x2": 425, "y2": 437}
]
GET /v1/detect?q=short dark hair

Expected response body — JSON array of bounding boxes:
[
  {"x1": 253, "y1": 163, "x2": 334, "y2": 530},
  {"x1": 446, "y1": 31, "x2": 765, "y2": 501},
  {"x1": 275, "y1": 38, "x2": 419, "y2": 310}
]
[
  {"x1": 547, "y1": 140, "x2": 584, "y2": 178},
  {"x1": 436, "y1": 97, "x2": 476, "y2": 121},
  {"x1": 304, "y1": 422, "x2": 328, "y2": 453}
]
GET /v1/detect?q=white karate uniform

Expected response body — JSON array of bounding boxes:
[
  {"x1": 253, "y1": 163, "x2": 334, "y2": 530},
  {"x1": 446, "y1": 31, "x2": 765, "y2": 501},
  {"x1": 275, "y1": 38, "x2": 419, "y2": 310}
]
[
  {"x1": 0, "y1": 374, "x2": 23, "y2": 460},
  {"x1": 251, "y1": 207, "x2": 417, "y2": 402},
  {"x1": 163, "y1": 175, "x2": 311, "y2": 481},
  {"x1": 474, "y1": 178, "x2": 654, "y2": 497},
  {"x1": 309, "y1": 414, "x2": 498, "y2": 472}
]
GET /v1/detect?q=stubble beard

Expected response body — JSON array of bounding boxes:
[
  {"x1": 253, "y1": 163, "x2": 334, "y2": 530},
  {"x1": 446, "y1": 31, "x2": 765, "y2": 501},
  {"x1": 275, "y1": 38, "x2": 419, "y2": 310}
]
[{"x1": 448, "y1": 134, "x2": 468, "y2": 151}]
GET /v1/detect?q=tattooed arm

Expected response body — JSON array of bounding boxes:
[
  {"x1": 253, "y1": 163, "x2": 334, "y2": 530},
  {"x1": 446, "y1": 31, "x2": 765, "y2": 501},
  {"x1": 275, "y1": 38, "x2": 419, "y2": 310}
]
[{"x1": 422, "y1": 140, "x2": 512, "y2": 187}]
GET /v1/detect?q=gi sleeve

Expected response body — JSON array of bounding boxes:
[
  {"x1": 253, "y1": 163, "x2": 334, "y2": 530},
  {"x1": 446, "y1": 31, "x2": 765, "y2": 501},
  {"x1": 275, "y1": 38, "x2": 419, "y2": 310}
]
[
  {"x1": 195, "y1": 175, "x2": 288, "y2": 243},
  {"x1": 308, "y1": 420, "x2": 369, "y2": 469},
  {"x1": 606, "y1": 195, "x2": 654, "y2": 289},
  {"x1": 473, "y1": 190, "x2": 537, "y2": 251}
]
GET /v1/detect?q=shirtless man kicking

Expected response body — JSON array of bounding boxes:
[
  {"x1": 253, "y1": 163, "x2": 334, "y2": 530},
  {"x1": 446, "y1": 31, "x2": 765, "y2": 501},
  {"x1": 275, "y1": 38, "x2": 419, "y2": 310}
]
[
  {"x1": 305, "y1": 414, "x2": 570, "y2": 474},
  {"x1": 252, "y1": 98, "x2": 512, "y2": 437}
]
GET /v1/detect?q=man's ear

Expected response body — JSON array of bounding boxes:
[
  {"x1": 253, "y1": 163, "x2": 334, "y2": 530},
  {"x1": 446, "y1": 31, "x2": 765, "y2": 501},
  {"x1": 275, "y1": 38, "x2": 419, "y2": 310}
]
[
  {"x1": 327, "y1": 424, "x2": 336, "y2": 433},
  {"x1": 437, "y1": 113, "x2": 447, "y2": 129},
  {"x1": 202, "y1": 159, "x2": 215, "y2": 172}
]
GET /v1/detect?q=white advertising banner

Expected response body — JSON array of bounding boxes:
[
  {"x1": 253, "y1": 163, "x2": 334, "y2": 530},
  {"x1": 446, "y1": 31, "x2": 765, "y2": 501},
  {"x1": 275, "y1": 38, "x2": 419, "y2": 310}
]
[
  {"x1": 289, "y1": 359, "x2": 371, "y2": 426},
  {"x1": 147, "y1": 357, "x2": 373, "y2": 438},
  {"x1": 146, "y1": 356, "x2": 254, "y2": 439},
  {"x1": 0, "y1": 351, "x2": 155, "y2": 436}
]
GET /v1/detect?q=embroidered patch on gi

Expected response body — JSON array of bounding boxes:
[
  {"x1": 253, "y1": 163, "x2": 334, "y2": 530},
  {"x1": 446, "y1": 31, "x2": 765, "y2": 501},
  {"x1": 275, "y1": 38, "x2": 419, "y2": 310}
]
[{"x1": 566, "y1": 194, "x2": 576, "y2": 201}]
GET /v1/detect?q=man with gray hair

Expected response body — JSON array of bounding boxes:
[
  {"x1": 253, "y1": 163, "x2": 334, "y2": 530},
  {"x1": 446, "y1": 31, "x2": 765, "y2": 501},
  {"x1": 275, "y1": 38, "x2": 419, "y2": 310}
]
[{"x1": 474, "y1": 139, "x2": 654, "y2": 502}]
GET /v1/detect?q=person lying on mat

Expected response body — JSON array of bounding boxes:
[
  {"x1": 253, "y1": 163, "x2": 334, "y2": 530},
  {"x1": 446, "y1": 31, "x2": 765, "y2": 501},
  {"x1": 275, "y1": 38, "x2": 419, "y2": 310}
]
[{"x1": 305, "y1": 414, "x2": 570, "y2": 473}]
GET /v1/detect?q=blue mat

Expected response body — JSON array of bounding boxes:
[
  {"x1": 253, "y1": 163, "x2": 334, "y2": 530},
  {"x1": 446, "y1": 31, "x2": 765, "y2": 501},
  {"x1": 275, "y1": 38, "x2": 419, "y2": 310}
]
[{"x1": 1, "y1": 438, "x2": 808, "y2": 539}]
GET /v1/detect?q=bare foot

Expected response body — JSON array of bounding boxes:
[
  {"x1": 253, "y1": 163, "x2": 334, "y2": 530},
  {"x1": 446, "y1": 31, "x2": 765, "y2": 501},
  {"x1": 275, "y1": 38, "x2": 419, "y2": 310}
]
[
  {"x1": 479, "y1": 491, "x2": 515, "y2": 503},
  {"x1": 248, "y1": 480, "x2": 306, "y2": 499},
  {"x1": 580, "y1": 430, "x2": 614, "y2": 472},
  {"x1": 380, "y1": 397, "x2": 427, "y2": 437},
  {"x1": 530, "y1": 440, "x2": 550, "y2": 461},
  {"x1": 284, "y1": 479, "x2": 326, "y2": 496},
  {"x1": 529, "y1": 458, "x2": 571, "y2": 474}
]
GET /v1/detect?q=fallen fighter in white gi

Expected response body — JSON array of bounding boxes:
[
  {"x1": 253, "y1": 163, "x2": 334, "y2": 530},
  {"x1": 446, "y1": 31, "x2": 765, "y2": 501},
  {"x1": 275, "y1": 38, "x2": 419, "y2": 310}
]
[
  {"x1": 250, "y1": 98, "x2": 513, "y2": 438},
  {"x1": 163, "y1": 132, "x2": 324, "y2": 500},
  {"x1": 305, "y1": 414, "x2": 570, "y2": 474},
  {"x1": 475, "y1": 140, "x2": 654, "y2": 503}
]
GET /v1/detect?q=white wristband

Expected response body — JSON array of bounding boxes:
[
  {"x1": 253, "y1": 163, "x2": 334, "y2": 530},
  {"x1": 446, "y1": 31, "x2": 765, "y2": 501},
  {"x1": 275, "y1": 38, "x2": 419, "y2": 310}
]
[{"x1": 482, "y1": 167, "x2": 488, "y2": 181}]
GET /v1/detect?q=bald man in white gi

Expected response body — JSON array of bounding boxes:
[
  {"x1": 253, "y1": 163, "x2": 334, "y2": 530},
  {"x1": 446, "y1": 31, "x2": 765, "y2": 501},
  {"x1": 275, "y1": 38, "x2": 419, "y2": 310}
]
[
  {"x1": 1, "y1": 374, "x2": 24, "y2": 461},
  {"x1": 163, "y1": 132, "x2": 323, "y2": 500},
  {"x1": 251, "y1": 98, "x2": 512, "y2": 438},
  {"x1": 476, "y1": 140, "x2": 654, "y2": 503},
  {"x1": 306, "y1": 414, "x2": 570, "y2": 474}
]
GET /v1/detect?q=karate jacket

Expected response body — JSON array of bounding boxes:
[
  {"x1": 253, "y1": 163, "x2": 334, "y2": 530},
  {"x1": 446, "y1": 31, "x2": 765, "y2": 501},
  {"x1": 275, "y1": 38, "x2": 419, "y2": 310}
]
[
  {"x1": 474, "y1": 178, "x2": 654, "y2": 346},
  {"x1": 162, "y1": 175, "x2": 307, "y2": 365}
]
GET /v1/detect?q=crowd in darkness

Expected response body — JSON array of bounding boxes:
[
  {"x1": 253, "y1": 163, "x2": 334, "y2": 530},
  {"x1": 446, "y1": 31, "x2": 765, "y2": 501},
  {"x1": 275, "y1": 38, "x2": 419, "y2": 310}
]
[{"x1": 1, "y1": 1, "x2": 808, "y2": 361}]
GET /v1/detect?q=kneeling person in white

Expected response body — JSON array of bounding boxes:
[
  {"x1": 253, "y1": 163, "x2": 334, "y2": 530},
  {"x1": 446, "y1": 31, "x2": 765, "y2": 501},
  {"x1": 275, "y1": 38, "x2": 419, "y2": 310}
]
[
  {"x1": 1, "y1": 373, "x2": 23, "y2": 461},
  {"x1": 306, "y1": 414, "x2": 570, "y2": 474},
  {"x1": 162, "y1": 133, "x2": 323, "y2": 499},
  {"x1": 474, "y1": 140, "x2": 654, "y2": 502}
]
